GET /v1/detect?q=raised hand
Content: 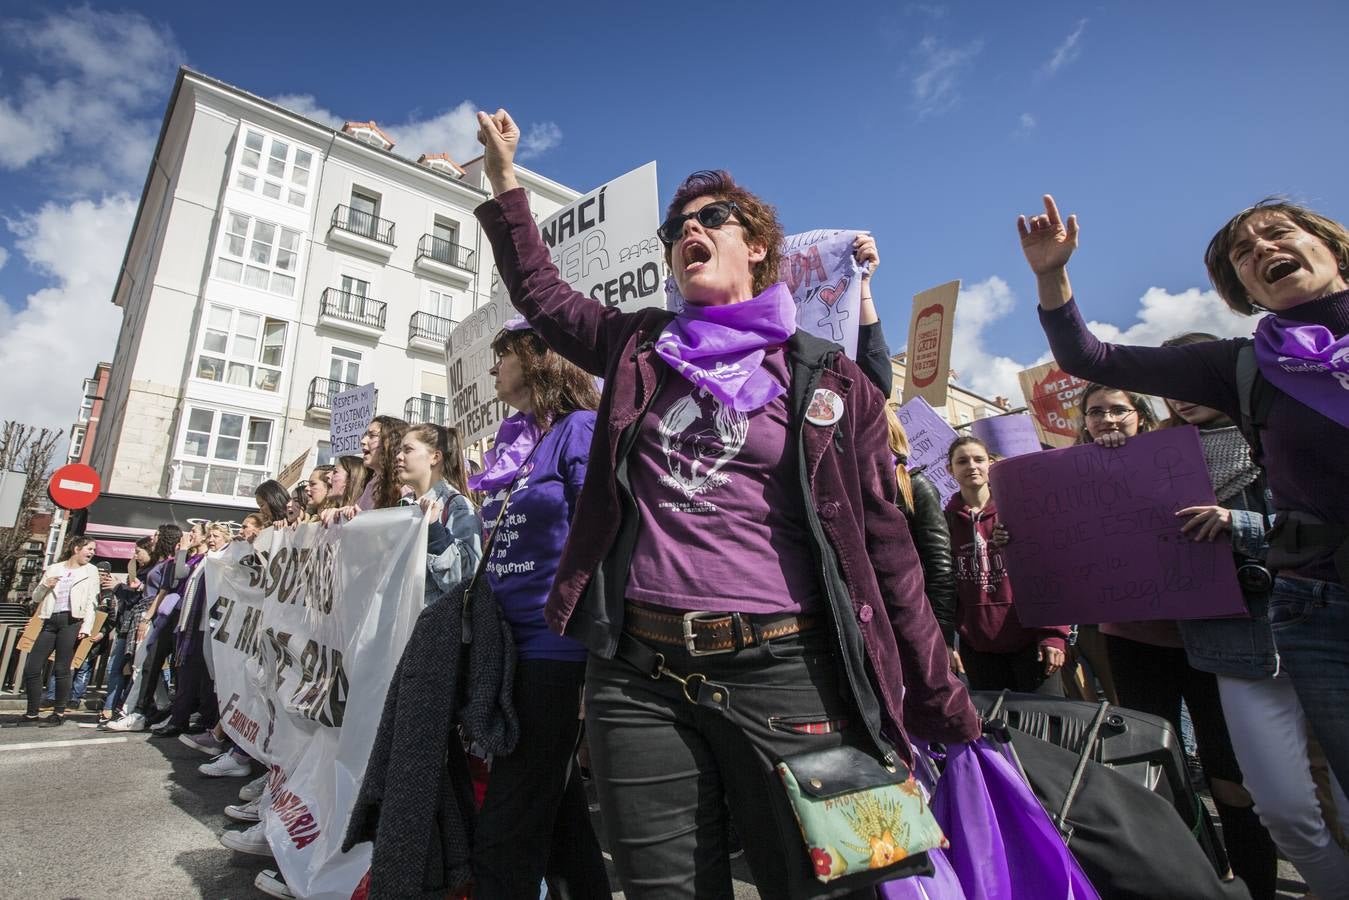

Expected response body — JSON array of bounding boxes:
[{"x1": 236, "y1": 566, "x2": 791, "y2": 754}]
[
  {"x1": 1017, "y1": 194, "x2": 1079, "y2": 275},
  {"x1": 853, "y1": 233, "x2": 880, "y2": 281},
  {"x1": 476, "y1": 109, "x2": 521, "y2": 196}
]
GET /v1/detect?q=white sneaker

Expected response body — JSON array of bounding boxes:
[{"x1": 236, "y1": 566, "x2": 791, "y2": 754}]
[
  {"x1": 105, "y1": 712, "x2": 147, "y2": 732},
  {"x1": 220, "y1": 821, "x2": 272, "y2": 857},
  {"x1": 239, "y1": 773, "x2": 267, "y2": 802},
  {"x1": 199, "y1": 751, "x2": 252, "y2": 778},
  {"x1": 255, "y1": 869, "x2": 294, "y2": 899},
  {"x1": 225, "y1": 798, "x2": 260, "y2": 822}
]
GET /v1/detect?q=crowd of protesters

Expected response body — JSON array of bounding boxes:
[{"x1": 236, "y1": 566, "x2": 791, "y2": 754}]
[{"x1": 6, "y1": 111, "x2": 1348, "y2": 900}]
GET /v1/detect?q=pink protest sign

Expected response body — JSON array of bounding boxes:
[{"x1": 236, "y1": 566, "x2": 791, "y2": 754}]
[
  {"x1": 987, "y1": 427, "x2": 1246, "y2": 626},
  {"x1": 972, "y1": 414, "x2": 1041, "y2": 459},
  {"x1": 896, "y1": 397, "x2": 960, "y2": 506}
]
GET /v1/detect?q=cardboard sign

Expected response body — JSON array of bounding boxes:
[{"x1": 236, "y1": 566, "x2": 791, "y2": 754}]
[
  {"x1": 972, "y1": 414, "x2": 1042, "y2": 459},
  {"x1": 449, "y1": 162, "x2": 661, "y2": 445},
  {"x1": 275, "y1": 449, "x2": 310, "y2": 490},
  {"x1": 988, "y1": 427, "x2": 1246, "y2": 626},
  {"x1": 330, "y1": 383, "x2": 377, "y2": 457},
  {"x1": 668, "y1": 229, "x2": 866, "y2": 358},
  {"x1": 896, "y1": 397, "x2": 961, "y2": 506},
  {"x1": 902, "y1": 280, "x2": 960, "y2": 406},
  {"x1": 1018, "y1": 361, "x2": 1089, "y2": 449}
]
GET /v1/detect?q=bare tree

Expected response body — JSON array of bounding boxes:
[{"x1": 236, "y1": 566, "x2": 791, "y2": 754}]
[{"x1": 0, "y1": 421, "x2": 63, "y2": 599}]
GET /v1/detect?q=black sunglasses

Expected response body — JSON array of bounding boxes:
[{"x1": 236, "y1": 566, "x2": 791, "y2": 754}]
[{"x1": 657, "y1": 200, "x2": 743, "y2": 246}]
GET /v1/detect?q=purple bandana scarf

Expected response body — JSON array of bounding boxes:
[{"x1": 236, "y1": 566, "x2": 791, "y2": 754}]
[
  {"x1": 469, "y1": 412, "x2": 542, "y2": 492},
  {"x1": 654, "y1": 282, "x2": 797, "y2": 412},
  {"x1": 1254, "y1": 315, "x2": 1349, "y2": 429}
]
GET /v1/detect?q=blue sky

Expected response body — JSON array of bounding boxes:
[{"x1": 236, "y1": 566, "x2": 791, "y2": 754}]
[{"x1": 3, "y1": 1, "x2": 1349, "y2": 429}]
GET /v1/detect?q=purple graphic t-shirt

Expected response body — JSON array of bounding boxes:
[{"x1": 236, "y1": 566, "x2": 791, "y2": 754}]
[
  {"x1": 481, "y1": 410, "x2": 595, "y2": 661},
  {"x1": 627, "y1": 348, "x2": 821, "y2": 614}
]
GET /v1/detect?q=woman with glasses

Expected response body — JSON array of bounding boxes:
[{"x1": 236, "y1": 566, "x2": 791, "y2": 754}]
[
  {"x1": 473, "y1": 109, "x2": 976, "y2": 898},
  {"x1": 1021, "y1": 195, "x2": 1349, "y2": 817}
]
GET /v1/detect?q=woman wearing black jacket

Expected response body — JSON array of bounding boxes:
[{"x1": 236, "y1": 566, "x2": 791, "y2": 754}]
[{"x1": 885, "y1": 406, "x2": 959, "y2": 664}]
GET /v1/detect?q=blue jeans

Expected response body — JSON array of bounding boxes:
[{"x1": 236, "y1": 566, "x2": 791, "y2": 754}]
[
  {"x1": 102, "y1": 636, "x2": 130, "y2": 712},
  {"x1": 46, "y1": 655, "x2": 95, "y2": 703},
  {"x1": 1268, "y1": 576, "x2": 1349, "y2": 796}
]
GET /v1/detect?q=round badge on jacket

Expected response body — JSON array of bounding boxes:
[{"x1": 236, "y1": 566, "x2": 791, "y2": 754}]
[{"x1": 806, "y1": 388, "x2": 844, "y2": 426}]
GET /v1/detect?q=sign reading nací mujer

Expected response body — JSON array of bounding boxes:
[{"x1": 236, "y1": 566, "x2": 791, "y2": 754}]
[
  {"x1": 446, "y1": 162, "x2": 662, "y2": 446},
  {"x1": 204, "y1": 508, "x2": 427, "y2": 899}
]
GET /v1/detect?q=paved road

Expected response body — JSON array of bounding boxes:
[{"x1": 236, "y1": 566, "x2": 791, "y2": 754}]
[
  {"x1": 0, "y1": 710, "x2": 1310, "y2": 899},
  {"x1": 0, "y1": 709, "x2": 759, "y2": 899}
]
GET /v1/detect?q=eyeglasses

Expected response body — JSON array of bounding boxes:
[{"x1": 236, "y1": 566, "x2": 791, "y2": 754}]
[
  {"x1": 657, "y1": 200, "x2": 743, "y2": 246},
  {"x1": 1085, "y1": 406, "x2": 1137, "y2": 422}
]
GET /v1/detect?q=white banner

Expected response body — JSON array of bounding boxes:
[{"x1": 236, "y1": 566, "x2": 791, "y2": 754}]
[
  {"x1": 448, "y1": 161, "x2": 661, "y2": 445},
  {"x1": 204, "y1": 509, "x2": 427, "y2": 899}
]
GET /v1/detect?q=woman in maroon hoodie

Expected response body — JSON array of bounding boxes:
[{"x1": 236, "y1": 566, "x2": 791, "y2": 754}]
[{"x1": 944, "y1": 435, "x2": 1070, "y2": 694}]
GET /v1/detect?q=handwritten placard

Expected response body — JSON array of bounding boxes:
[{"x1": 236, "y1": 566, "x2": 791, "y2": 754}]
[
  {"x1": 972, "y1": 414, "x2": 1041, "y2": 459},
  {"x1": 896, "y1": 397, "x2": 960, "y2": 506},
  {"x1": 988, "y1": 427, "x2": 1245, "y2": 626},
  {"x1": 330, "y1": 383, "x2": 377, "y2": 457}
]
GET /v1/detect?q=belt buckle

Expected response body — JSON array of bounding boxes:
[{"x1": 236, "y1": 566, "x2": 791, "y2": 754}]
[{"x1": 683, "y1": 611, "x2": 733, "y2": 657}]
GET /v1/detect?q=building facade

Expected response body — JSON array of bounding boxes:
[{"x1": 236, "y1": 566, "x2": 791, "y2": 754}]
[
  {"x1": 89, "y1": 68, "x2": 579, "y2": 509},
  {"x1": 887, "y1": 353, "x2": 1013, "y2": 425}
]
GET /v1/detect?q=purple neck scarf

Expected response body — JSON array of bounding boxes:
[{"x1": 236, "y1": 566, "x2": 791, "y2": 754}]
[
  {"x1": 1254, "y1": 314, "x2": 1349, "y2": 429},
  {"x1": 469, "y1": 412, "x2": 542, "y2": 492},
  {"x1": 654, "y1": 283, "x2": 797, "y2": 412}
]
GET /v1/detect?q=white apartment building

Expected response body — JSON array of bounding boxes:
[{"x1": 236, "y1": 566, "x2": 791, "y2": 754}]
[{"x1": 90, "y1": 67, "x2": 579, "y2": 510}]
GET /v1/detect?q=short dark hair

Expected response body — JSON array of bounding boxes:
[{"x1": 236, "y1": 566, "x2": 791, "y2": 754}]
[
  {"x1": 1205, "y1": 198, "x2": 1349, "y2": 315},
  {"x1": 663, "y1": 170, "x2": 785, "y2": 296}
]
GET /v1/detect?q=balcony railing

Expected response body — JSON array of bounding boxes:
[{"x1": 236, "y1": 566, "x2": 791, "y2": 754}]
[
  {"x1": 320, "y1": 288, "x2": 387, "y2": 330},
  {"x1": 307, "y1": 376, "x2": 356, "y2": 413},
  {"x1": 409, "y1": 311, "x2": 456, "y2": 346},
  {"x1": 404, "y1": 397, "x2": 450, "y2": 426},
  {"x1": 416, "y1": 234, "x2": 476, "y2": 272},
  {"x1": 331, "y1": 204, "x2": 395, "y2": 245}
]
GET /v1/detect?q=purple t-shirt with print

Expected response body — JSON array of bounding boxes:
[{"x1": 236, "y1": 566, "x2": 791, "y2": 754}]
[
  {"x1": 481, "y1": 410, "x2": 594, "y2": 661},
  {"x1": 627, "y1": 347, "x2": 821, "y2": 614}
]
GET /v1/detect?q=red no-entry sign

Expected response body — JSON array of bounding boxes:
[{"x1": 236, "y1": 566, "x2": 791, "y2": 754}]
[{"x1": 49, "y1": 463, "x2": 101, "y2": 510}]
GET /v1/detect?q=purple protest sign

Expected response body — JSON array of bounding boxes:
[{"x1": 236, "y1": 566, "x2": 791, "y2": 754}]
[
  {"x1": 897, "y1": 397, "x2": 960, "y2": 506},
  {"x1": 972, "y1": 415, "x2": 1041, "y2": 459},
  {"x1": 667, "y1": 229, "x2": 864, "y2": 358},
  {"x1": 987, "y1": 427, "x2": 1246, "y2": 626}
]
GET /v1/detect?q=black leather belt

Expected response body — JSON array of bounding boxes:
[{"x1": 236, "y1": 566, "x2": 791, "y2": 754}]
[{"x1": 623, "y1": 601, "x2": 820, "y2": 657}]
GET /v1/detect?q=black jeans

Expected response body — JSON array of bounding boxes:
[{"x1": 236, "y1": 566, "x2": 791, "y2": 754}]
[
  {"x1": 585, "y1": 629, "x2": 875, "y2": 900},
  {"x1": 961, "y1": 641, "x2": 1064, "y2": 696},
  {"x1": 132, "y1": 609, "x2": 180, "y2": 718},
  {"x1": 471, "y1": 658, "x2": 608, "y2": 900},
  {"x1": 24, "y1": 611, "x2": 81, "y2": 715},
  {"x1": 168, "y1": 639, "x2": 217, "y2": 729}
]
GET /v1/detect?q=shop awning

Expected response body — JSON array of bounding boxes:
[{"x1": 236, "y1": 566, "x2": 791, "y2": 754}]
[{"x1": 73, "y1": 492, "x2": 254, "y2": 540}]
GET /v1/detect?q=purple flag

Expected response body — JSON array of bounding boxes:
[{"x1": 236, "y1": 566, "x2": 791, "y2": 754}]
[
  {"x1": 987, "y1": 427, "x2": 1246, "y2": 626},
  {"x1": 971, "y1": 415, "x2": 1041, "y2": 459}
]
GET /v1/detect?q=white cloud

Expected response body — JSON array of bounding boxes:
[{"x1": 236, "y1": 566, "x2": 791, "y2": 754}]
[
  {"x1": 940, "y1": 277, "x2": 1256, "y2": 405},
  {"x1": 1044, "y1": 19, "x2": 1087, "y2": 76},
  {"x1": 0, "y1": 245, "x2": 8, "y2": 271},
  {"x1": 0, "y1": 195, "x2": 136, "y2": 431},
  {"x1": 0, "y1": 7, "x2": 181, "y2": 184},
  {"x1": 518, "y1": 121, "x2": 563, "y2": 161},
  {"x1": 1019, "y1": 112, "x2": 1036, "y2": 130},
  {"x1": 269, "y1": 95, "x2": 562, "y2": 164},
  {"x1": 270, "y1": 93, "x2": 343, "y2": 128},
  {"x1": 911, "y1": 36, "x2": 984, "y2": 117}
]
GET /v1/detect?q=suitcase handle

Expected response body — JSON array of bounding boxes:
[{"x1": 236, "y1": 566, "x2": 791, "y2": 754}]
[{"x1": 1053, "y1": 699, "x2": 1111, "y2": 841}]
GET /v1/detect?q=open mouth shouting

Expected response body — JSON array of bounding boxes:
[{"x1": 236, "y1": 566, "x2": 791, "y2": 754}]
[
  {"x1": 1262, "y1": 255, "x2": 1302, "y2": 285},
  {"x1": 680, "y1": 238, "x2": 712, "y2": 274}
]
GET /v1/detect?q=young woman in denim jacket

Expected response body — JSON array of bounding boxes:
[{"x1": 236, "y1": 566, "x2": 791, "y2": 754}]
[
  {"x1": 394, "y1": 423, "x2": 483, "y2": 602},
  {"x1": 1161, "y1": 333, "x2": 1349, "y2": 899}
]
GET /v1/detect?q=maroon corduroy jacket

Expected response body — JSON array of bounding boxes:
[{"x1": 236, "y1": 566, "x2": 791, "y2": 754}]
[{"x1": 476, "y1": 188, "x2": 979, "y2": 755}]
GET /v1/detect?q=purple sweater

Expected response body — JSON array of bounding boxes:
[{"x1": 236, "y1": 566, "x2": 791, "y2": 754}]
[{"x1": 1040, "y1": 292, "x2": 1349, "y2": 582}]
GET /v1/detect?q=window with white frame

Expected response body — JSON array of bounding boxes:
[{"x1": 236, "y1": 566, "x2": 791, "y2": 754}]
[
  {"x1": 423, "y1": 287, "x2": 455, "y2": 320},
  {"x1": 329, "y1": 346, "x2": 361, "y2": 387},
  {"x1": 316, "y1": 441, "x2": 334, "y2": 467},
  {"x1": 195, "y1": 304, "x2": 287, "y2": 392},
  {"x1": 77, "y1": 377, "x2": 97, "y2": 422},
  {"x1": 214, "y1": 211, "x2": 302, "y2": 297},
  {"x1": 176, "y1": 406, "x2": 274, "y2": 499},
  {"x1": 68, "y1": 426, "x2": 86, "y2": 461},
  {"x1": 234, "y1": 128, "x2": 313, "y2": 209}
]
